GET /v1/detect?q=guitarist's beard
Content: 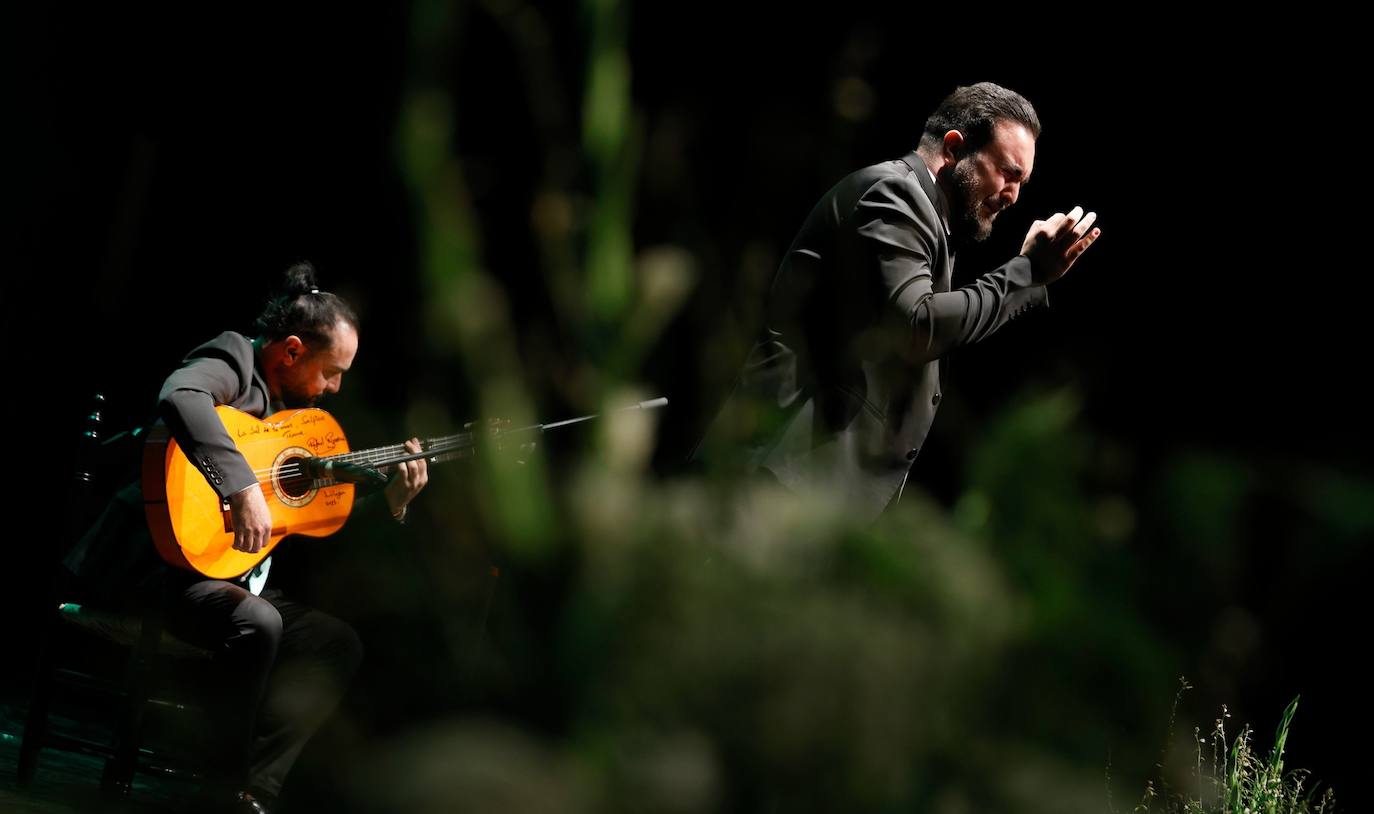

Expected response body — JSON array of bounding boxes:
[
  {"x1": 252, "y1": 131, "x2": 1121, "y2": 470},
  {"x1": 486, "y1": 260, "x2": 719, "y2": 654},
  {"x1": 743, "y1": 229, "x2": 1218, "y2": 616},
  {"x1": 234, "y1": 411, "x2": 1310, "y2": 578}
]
[{"x1": 281, "y1": 385, "x2": 324, "y2": 409}]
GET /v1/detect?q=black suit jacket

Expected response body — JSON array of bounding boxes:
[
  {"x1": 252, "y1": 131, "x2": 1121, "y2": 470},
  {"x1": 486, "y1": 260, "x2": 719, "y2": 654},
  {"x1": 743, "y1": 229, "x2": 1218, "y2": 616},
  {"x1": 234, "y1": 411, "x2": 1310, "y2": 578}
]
[
  {"x1": 64, "y1": 332, "x2": 281, "y2": 599},
  {"x1": 695, "y1": 151, "x2": 1048, "y2": 521}
]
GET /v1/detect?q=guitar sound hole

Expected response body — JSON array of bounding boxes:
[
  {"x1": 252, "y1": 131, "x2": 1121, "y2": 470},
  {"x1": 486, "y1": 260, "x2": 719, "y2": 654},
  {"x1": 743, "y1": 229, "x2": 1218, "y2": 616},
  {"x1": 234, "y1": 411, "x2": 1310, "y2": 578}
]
[{"x1": 278, "y1": 456, "x2": 316, "y2": 500}]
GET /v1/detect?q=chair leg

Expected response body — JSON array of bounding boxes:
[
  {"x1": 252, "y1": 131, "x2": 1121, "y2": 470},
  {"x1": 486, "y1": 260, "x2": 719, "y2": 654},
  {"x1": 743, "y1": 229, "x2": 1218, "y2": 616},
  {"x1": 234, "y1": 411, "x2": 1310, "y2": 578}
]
[
  {"x1": 101, "y1": 602, "x2": 164, "y2": 797},
  {"x1": 17, "y1": 606, "x2": 60, "y2": 787}
]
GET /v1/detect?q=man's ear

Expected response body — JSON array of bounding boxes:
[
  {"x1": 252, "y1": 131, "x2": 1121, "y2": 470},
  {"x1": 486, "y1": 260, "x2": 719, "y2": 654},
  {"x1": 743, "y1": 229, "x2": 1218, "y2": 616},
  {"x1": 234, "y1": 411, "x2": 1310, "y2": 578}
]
[
  {"x1": 941, "y1": 129, "x2": 966, "y2": 166},
  {"x1": 283, "y1": 335, "x2": 305, "y2": 364}
]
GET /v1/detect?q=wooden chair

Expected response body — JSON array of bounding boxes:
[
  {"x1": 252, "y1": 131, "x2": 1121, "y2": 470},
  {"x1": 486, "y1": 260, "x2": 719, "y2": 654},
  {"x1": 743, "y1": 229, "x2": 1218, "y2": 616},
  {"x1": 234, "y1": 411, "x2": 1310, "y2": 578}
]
[{"x1": 18, "y1": 394, "x2": 215, "y2": 797}]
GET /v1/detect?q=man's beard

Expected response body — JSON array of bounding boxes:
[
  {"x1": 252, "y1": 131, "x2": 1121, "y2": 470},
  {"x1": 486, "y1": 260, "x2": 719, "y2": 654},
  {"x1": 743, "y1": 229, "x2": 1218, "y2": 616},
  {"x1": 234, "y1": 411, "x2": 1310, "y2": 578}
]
[
  {"x1": 280, "y1": 384, "x2": 321, "y2": 409},
  {"x1": 943, "y1": 159, "x2": 996, "y2": 247}
]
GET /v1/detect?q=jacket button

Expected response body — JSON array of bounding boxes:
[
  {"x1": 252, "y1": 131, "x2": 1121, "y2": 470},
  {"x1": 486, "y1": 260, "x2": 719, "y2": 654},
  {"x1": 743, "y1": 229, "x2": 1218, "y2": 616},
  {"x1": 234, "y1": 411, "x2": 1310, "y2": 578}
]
[
  {"x1": 906, "y1": 448, "x2": 919, "y2": 461},
  {"x1": 932, "y1": 392, "x2": 942, "y2": 406}
]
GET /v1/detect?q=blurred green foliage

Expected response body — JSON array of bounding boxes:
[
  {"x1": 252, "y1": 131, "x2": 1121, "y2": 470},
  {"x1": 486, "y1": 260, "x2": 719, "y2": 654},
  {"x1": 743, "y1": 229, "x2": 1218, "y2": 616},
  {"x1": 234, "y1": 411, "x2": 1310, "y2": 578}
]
[{"x1": 318, "y1": 1, "x2": 1362, "y2": 811}]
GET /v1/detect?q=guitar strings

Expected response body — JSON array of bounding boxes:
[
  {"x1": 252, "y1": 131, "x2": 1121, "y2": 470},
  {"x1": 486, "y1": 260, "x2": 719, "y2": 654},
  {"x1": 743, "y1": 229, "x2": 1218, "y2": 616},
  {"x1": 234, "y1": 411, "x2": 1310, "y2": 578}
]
[{"x1": 247, "y1": 432, "x2": 479, "y2": 482}]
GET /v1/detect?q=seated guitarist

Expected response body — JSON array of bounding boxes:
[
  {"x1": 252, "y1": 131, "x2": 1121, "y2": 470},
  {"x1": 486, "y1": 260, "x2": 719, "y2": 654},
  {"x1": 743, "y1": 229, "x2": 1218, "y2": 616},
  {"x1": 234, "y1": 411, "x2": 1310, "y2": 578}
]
[{"x1": 65, "y1": 262, "x2": 428, "y2": 814}]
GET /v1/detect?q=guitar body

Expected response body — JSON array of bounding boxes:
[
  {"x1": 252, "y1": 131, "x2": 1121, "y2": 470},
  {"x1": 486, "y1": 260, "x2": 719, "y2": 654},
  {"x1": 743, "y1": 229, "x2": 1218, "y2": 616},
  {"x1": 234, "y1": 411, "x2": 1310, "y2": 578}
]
[{"x1": 143, "y1": 406, "x2": 357, "y2": 579}]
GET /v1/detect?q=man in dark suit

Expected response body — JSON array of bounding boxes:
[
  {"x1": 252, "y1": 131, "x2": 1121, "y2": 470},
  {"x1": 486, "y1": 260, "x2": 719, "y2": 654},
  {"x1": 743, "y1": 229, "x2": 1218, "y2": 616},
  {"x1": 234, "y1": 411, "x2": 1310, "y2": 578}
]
[
  {"x1": 694, "y1": 82, "x2": 1101, "y2": 521},
  {"x1": 65, "y1": 263, "x2": 428, "y2": 813}
]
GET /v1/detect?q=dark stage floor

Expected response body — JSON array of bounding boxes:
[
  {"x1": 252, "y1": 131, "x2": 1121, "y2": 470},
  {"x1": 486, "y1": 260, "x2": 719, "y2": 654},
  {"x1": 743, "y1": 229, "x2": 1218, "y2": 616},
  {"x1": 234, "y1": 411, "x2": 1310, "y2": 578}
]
[{"x1": 0, "y1": 689, "x2": 198, "y2": 813}]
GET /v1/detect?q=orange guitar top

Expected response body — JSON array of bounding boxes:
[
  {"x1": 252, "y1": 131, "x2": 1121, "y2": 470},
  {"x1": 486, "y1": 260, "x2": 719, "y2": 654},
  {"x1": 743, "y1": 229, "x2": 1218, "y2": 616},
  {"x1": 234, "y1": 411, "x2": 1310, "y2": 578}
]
[{"x1": 142, "y1": 406, "x2": 357, "y2": 579}]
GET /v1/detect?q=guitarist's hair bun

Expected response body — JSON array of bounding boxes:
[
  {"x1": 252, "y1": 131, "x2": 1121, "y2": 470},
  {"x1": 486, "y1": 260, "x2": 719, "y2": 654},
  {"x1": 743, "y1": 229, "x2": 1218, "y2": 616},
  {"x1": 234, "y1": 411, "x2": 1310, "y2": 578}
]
[
  {"x1": 255, "y1": 261, "x2": 359, "y2": 347},
  {"x1": 282, "y1": 262, "x2": 321, "y2": 298}
]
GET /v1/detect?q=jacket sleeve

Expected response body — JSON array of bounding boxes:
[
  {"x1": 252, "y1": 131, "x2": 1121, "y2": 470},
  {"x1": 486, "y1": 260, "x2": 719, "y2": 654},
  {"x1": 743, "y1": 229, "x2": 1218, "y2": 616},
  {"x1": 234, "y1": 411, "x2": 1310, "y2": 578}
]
[
  {"x1": 156, "y1": 335, "x2": 260, "y2": 500},
  {"x1": 853, "y1": 174, "x2": 1048, "y2": 364}
]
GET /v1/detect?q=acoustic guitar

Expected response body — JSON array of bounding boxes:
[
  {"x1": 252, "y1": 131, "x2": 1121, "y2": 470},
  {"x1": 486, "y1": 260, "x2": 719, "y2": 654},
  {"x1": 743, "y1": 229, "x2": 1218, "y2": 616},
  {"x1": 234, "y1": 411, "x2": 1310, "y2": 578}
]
[{"x1": 142, "y1": 400, "x2": 666, "y2": 578}]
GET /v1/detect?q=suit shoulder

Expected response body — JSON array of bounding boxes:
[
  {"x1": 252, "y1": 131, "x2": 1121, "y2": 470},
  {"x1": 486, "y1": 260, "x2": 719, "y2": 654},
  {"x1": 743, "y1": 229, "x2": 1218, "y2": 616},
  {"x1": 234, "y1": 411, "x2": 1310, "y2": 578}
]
[
  {"x1": 858, "y1": 158, "x2": 929, "y2": 198},
  {"x1": 188, "y1": 330, "x2": 252, "y2": 356},
  {"x1": 848, "y1": 160, "x2": 939, "y2": 227},
  {"x1": 182, "y1": 331, "x2": 255, "y2": 375}
]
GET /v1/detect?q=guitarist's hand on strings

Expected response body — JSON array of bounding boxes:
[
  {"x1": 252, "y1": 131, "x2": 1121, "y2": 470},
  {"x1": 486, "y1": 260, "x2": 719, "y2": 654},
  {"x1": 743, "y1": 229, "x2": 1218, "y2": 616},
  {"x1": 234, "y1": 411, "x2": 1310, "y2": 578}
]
[
  {"x1": 384, "y1": 438, "x2": 429, "y2": 521},
  {"x1": 229, "y1": 485, "x2": 274, "y2": 554}
]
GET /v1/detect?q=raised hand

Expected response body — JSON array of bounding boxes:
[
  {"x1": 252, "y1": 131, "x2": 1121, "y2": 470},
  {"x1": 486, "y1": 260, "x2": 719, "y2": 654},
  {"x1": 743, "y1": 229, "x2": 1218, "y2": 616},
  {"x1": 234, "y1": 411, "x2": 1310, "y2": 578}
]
[{"x1": 1020, "y1": 205, "x2": 1102, "y2": 285}]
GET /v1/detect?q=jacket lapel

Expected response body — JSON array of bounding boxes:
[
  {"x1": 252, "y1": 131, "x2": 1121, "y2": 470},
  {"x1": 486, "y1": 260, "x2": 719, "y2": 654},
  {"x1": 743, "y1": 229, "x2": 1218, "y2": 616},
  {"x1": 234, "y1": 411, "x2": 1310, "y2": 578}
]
[{"x1": 900, "y1": 151, "x2": 954, "y2": 291}]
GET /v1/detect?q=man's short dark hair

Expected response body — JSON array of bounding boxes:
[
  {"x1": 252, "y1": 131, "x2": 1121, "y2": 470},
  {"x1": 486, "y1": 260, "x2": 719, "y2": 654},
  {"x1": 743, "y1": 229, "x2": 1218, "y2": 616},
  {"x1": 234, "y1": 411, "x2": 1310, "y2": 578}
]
[{"x1": 919, "y1": 82, "x2": 1040, "y2": 156}]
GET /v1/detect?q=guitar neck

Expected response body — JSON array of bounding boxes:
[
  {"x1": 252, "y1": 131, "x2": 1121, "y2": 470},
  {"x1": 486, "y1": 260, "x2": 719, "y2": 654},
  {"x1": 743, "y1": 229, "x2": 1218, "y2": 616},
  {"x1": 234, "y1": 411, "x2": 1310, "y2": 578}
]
[
  {"x1": 322, "y1": 431, "x2": 477, "y2": 470},
  {"x1": 315, "y1": 399, "x2": 666, "y2": 471}
]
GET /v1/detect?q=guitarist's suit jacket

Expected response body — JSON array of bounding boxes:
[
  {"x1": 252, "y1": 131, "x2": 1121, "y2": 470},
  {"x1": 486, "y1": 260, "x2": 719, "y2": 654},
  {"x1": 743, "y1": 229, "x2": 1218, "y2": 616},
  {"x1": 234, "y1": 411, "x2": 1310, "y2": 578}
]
[{"x1": 65, "y1": 332, "x2": 282, "y2": 602}]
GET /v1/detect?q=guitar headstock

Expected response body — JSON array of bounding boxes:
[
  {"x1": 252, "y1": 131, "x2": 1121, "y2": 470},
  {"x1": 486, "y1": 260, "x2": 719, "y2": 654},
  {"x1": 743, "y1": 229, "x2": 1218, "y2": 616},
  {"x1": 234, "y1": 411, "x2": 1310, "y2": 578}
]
[{"x1": 464, "y1": 417, "x2": 535, "y2": 462}]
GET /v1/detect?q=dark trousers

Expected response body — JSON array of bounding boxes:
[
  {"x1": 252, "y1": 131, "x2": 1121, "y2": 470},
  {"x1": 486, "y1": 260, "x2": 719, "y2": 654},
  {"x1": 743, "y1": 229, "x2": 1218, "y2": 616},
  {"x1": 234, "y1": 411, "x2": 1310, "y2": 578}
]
[{"x1": 166, "y1": 577, "x2": 363, "y2": 798}]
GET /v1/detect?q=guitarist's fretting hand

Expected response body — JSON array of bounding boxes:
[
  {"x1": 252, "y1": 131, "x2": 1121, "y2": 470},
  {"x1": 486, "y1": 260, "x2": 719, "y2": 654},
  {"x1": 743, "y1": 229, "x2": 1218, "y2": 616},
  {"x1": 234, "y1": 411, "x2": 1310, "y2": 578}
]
[
  {"x1": 230, "y1": 485, "x2": 274, "y2": 553},
  {"x1": 384, "y1": 437, "x2": 429, "y2": 520}
]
